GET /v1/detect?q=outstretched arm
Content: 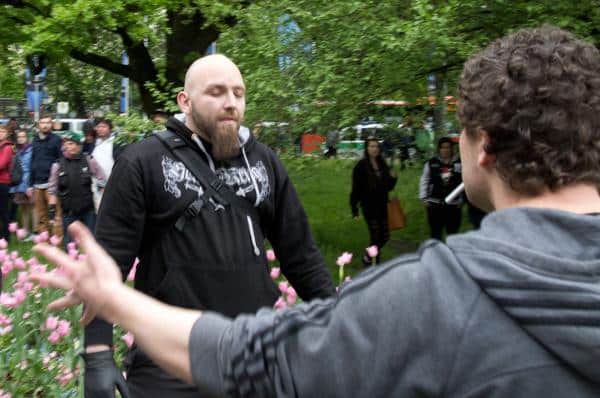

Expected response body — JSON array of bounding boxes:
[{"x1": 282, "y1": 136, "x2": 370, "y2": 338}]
[{"x1": 31, "y1": 222, "x2": 199, "y2": 384}]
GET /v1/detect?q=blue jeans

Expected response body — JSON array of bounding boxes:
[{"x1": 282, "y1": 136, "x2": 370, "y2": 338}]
[{"x1": 62, "y1": 209, "x2": 96, "y2": 249}]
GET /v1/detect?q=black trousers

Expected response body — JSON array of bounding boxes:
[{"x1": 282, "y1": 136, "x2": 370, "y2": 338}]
[
  {"x1": 125, "y1": 345, "x2": 200, "y2": 397},
  {"x1": 0, "y1": 184, "x2": 10, "y2": 241},
  {"x1": 426, "y1": 203, "x2": 462, "y2": 241}
]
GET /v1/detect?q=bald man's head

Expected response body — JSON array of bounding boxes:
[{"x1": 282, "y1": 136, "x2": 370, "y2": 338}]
[
  {"x1": 177, "y1": 54, "x2": 246, "y2": 160},
  {"x1": 184, "y1": 54, "x2": 244, "y2": 94}
]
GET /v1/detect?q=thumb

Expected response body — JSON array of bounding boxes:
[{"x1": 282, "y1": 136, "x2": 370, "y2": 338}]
[{"x1": 114, "y1": 368, "x2": 132, "y2": 398}]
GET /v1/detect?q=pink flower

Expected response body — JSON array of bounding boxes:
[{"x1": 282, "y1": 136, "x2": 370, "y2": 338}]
[
  {"x1": 39, "y1": 231, "x2": 49, "y2": 242},
  {"x1": 0, "y1": 250, "x2": 5, "y2": 262},
  {"x1": 16, "y1": 228, "x2": 27, "y2": 239},
  {"x1": 66, "y1": 242, "x2": 77, "y2": 252},
  {"x1": 0, "y1": 326, "x2": 12, "y2": 336},
  {"x1": 17, "y1": 272, "x2": 28, "y2": 284},
  {"x1": 45, "y1": 316, "x2": 59, "y2": 330},
  {"x1": 50, "y1": 235, "x2": 61, "y2": 246},
  {"x1": 366, "y1": 245, "x2": 379, "y2": 258},
  {"x1": 10, "y1": 251, "x2": 18, "y2": 260},
  {"x1": 122, "y1": 332, "x2": 135, "y2": 348},
  {"x1": 287, "y1": 286, "x2": 297, "y2": 296},
  {"x1": 0, "y1": 239, "x2": 6, "y2": 249},
  {"x1": 68, "y1": 249, "x2": 78, "y2": 259},
  {"x1": 57, "y1": 371, "x2": 74, "y2": 385},
  {"x1": 274, "y1": 297, "x2": 287, "y2": 309},
  {"x1": 127, "y1": 259, "x2": 139, "y2": 281},
  {"x1": 22, "y1": 282, "x2": 33, "y2": 292},
  {"x1": 48, "y1": 330, "x2": 61, "y2": 344},
  {"x1": 0, "y1": 293, "x2": 16, "y2": 308},
  {"x1": 266, "y1": 249, "x2": 276, "y2": 262},
  {"x1": 27, "y1": 257, "x2": 39, "y2": 266},
  {"x1": 12, "y1": 289, "x2": 26, "y2": 305},
  {"x1": 286, "y1": 293, "x2": 297, "y2": 305},
  {"x1": 0, "y1": 314, "x2": 11, "y2": 326},
  {"x1": 56, "y1": 320, "x2": 71, "y2": 337},
  {"x1": 33, "y1": 235, "x2": 42, "y2": 244},
  {"x1": 14, "y1": 258, "x2": 25, "y2": 270},
  {"x1": 278, "y1": 281, "x2": 289, "y2": 294},
  {"x1": 270, "y1": 267, "x2": 280, "y2": 279},
  {"x1": 1, "y1": 262, "x2": 12, "y2": 276},
  {"x1": 8, "y1": 223, "x2": 17, "y2": 233},
  {"x1": 336, "y1": 252, "x2": 353, "y2": 267}
]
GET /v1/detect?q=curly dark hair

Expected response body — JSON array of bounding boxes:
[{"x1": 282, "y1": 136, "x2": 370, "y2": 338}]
[{"x1": 458, "y1": 25, "x2": 600, "y2": 195}]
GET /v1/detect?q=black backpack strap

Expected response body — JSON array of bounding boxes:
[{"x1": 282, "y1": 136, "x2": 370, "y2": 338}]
[{"x1": 153, "y1": 130, "x2": 260, "y2": 231}]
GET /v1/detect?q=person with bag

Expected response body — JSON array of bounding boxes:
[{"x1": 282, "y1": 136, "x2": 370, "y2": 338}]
[
  {"x1": 419, "y1": 136, "x2": 463, "y2": 241},
  {"x1": 350, "y1": 137, "x2": 397, "y2": 265},
  {"x1": 47, "y1": 131, "x2": 106, "y2": 248},
  {"x1": 9, "y1": 129, "x2": 34, "y2": 236},
  {"x1": 81, "y1": 54, "x2": 335, "y2": 398}
]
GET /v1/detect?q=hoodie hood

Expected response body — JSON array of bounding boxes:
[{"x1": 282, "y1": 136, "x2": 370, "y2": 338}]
[{"x1": 447, "y1": 207, "x2": 600, "y2": 384}]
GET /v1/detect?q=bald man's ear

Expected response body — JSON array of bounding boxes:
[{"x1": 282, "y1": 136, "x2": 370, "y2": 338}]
[{"x1": 177, "y1": 91, "x2": 191, "y2": 114}]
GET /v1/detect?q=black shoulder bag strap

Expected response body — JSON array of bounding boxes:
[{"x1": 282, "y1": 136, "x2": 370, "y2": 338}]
[{"x1": 153, "y1": 130, "x2": 260, "y2": 231}]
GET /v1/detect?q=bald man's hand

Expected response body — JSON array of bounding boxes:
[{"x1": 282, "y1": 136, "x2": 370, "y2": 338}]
[{"x1": 30, "y1": 221, "x2": 124, "y2": 325}]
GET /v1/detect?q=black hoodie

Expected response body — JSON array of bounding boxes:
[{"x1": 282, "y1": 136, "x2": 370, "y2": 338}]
[{"x1": 86, "y1": 116, "x2": 335, "y2": 346}]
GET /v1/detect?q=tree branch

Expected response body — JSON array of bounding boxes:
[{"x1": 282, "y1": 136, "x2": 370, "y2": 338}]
[
  {"x1": 0, "y1": 0, "x2": 49, "y2": 17},
  {"x1": 70, "y1": 49, "x2": 131, "y2": 79}
]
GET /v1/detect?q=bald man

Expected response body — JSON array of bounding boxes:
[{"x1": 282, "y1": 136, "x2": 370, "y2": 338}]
[{"x1": 83, "y1": 54, "x2": 336, "y2": 398}]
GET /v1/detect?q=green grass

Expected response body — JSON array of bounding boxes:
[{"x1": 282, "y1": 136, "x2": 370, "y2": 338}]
[{"x1": 284, "y1": 156, "x2": 445, "y2": 282}]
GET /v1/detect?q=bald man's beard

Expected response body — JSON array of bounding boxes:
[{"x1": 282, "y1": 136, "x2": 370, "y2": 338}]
[{"x1": 191, "y1": 108, "x2": 241, "y2": 161}]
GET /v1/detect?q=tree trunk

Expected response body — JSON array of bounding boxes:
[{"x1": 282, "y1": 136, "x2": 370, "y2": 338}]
[{"x1": 165, "y1": 10, "x2": 220, "y2": 87}]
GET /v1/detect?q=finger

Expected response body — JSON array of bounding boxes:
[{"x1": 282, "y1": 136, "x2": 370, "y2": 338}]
[
  {"x1": 68, "y1": 221, "x2": 105, "y2": 258},
  {"x1": 48, "y1": 294, "x2": 83, "y2": 311},
  {"x1": 33, "y1": 243, "x2": 81, "y2": 277},
  {"x1": 29, "y1": 272, "x2": 73, "y2": 291},
  {"x1": 80, "y1": 306, "x2": 99, "y2": 326}
]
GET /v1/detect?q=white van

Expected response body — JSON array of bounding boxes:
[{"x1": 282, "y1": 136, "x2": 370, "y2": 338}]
[{"x1": 57, "y1": 118, "x2": 87, "y2": 133}]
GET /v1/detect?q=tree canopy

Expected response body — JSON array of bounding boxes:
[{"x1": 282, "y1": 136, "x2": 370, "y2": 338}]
[{"x1": 0, "y1": 0, "x2": 599, "y2": 131}]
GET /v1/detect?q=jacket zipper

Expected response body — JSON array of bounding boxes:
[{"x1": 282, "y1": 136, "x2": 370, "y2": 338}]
[{"x1": 246, "y1": 215, "x2": 260, "y2": 256}]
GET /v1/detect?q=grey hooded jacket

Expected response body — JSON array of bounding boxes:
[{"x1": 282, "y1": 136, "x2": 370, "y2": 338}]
[{"x1": 189, "y1": 207, "x2": 600, "y2": 397}]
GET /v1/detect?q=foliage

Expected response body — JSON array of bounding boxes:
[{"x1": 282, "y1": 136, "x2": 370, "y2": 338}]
[
  {"x1": 0, "y1": 229, "x2": 131, "y2": 397},
  {"x1": 0, "y1": 0, "x2": 251, "y2": 115},
  {"x1": 110, "y1": 113, "x2": 161, "y2": 145}
]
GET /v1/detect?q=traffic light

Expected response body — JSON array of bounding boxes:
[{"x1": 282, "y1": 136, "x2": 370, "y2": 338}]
[{"x1": 26, "y1": 54, "x2": 47, "y2": 76}]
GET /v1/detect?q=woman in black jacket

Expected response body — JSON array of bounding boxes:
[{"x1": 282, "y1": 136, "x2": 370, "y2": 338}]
[{"x1": 350, "y1": 137, "x2": 397, "y2": 265}]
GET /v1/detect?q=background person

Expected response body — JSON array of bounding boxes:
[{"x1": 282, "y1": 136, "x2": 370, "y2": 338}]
[
  {"x1": 0, "y1": 124, "x2": 13, "y2": 241},
  {"x1": 9, "y1": 129, "x2": 34, "y2": 235},
  {"x1": 33, "y1": 25, "x2": 600, "y2": 398},
  {"x1": 350, "y1": 137, "x2": 397, "y2": 264},
  {"x1": 47, "y1": 131, "x2": 106, "y2": 248},
  {"x1": 419, "y1": 136, "x2": 462, "y2": 240},
  {"x1": 29, "y1": 113, "x2": 63, "y2": 238}
]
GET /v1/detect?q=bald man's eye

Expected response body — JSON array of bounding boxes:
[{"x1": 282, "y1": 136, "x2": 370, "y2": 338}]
[
  {"x1": 234, "y1": 88, "x2": 245, "y2": 98},
  {"x1": 208, "y1": 87, "x2": 224, "y2": 96}
]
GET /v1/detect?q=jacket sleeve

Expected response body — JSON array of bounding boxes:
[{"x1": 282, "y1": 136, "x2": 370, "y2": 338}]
[
  {"x1": 87, "y1": 156, "x2": 107, "y2": 187},
  {"x1": 29, "y1": 143, "x2": 36, "y2": 187},
  {"x1": 266, "y1": 156, "x2": 335, "y2": 300},
  {"x1": 188, "y1": 247, "x2": 475, "y2": 397},
  {"x1": 419, "y1": 161, "x2": 431, "y2": 201},
  {"x1": 349, "y1": 163, "x2": 361, "y2": 217},
  {"x1": 47, "y1": 163, "x2": 59, "y2": 196},
  {"x1": 0, "y1": 145, "x2": 12, "y2": 172},
  {"x1": 85, "y1": 155, "x2": 147, "y2": 346}
]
